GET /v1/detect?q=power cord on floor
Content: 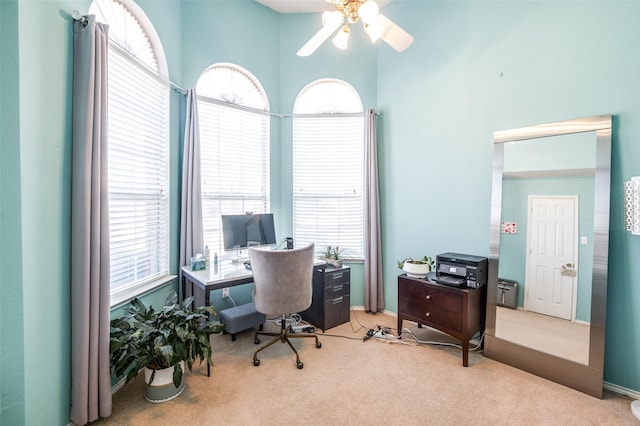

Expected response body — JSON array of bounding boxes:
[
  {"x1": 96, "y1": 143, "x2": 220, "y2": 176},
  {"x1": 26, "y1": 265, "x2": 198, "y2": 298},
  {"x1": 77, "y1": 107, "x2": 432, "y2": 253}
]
[
  {"x1": 295, "y1": 306, "x2": 485, "y2": 351},
  {"x1": 346, "y1": 307, "x2": 486, "y2": 352},
  {"x1": 305, "y1": 306, "x2": 377, "y2": 342},
  {"x1": 399, "y1": 328, "x2": 485, "y2": 352},
  {"x1": 267, "y1": 313, "x2": 302, "y2": 327}
]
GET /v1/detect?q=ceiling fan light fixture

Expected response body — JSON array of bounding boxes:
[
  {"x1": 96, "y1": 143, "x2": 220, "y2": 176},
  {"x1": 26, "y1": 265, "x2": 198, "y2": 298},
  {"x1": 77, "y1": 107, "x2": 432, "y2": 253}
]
[
  {"x1": 322, "y1": 10, "x2": 344, "y2": 28},
  {"x1": 332, "y1": 25, "x2": 350, "y2": 50},
  {"x1": 298, "y1": 0, "x2": 413, "y2": 56},
  {"x1": 358, "y1": 0, "x2": 380, "y2": 25},
  {"x1": 364, "y1": 21, "x2": 383, "y2": 43}
]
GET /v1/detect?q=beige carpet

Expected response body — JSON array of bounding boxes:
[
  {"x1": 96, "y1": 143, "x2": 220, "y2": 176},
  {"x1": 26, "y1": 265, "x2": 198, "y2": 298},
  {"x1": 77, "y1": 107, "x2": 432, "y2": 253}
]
[{"x1": 97, "y1": 311, "x2": 637, "y2": 425}]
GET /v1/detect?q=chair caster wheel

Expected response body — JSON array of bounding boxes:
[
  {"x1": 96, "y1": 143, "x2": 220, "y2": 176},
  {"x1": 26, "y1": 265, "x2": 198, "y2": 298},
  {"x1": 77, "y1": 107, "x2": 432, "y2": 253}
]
[
  {"x1": 316, "y1": 341, "x2": 322, "y2": 348},
  {"x1": 254, "y1": 338, "x2": 260, "y2": 344},
  {"x1": 296, "y1": 361, "x2": 303, "y2": 369},
  {"x1": 253, "y1": 359, "x2": 260, "y2": 366}
]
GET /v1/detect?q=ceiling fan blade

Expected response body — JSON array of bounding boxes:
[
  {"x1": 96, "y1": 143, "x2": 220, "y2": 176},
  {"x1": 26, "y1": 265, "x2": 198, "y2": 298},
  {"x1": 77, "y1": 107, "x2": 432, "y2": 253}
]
[
  {"x1": 376, "y1": 13, "x2": 414, "y2": 52},
  {"x1": 297, "y1": 19, "x2": 342, "y2": 57}
]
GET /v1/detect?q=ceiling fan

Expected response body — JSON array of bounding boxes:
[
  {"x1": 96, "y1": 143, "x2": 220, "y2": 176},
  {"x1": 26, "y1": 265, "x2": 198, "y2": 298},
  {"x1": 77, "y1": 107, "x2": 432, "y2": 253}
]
[{"x1": 297, "y1": 0, "x2": 414, "y2": 56}]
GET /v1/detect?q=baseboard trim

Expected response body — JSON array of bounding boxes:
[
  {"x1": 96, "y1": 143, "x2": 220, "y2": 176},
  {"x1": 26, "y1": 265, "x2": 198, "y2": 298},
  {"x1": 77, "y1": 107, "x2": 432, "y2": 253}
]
[
  {"x1": 604, "y1": 381, "x2": 640, "y2": 400},
  {"x1": 112, "y1": 377, "x2": 126, "y2": 393},
  {"x1": 350, "y1": 305, "x2": 397, "y2": 317}
]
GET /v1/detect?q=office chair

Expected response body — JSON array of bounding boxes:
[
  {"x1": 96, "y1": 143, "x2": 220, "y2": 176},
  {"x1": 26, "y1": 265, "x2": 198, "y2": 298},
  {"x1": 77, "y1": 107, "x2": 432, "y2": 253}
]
[{"x1": 249, "y1": 243, "x2": 321, "y2": 369}]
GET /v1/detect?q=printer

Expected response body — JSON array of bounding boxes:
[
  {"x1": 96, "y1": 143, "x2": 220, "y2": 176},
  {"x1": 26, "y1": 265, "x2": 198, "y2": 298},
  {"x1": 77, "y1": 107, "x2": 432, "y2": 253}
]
[{"x1": 435, "y1": 252, "x2": 488, "y2": 289}]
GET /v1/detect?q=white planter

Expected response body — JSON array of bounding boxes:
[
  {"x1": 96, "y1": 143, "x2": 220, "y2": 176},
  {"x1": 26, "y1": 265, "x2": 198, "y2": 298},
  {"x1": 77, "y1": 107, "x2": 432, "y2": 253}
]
[
  {"x1": 323, "y1": 257, "x2": 343, "y2": 267},
  {"x1": 144, "y1": 361, "x2": 186, "y2": 403},
  {"x1": 403, "y1": 262, "x2": 430, "y2": 279}
]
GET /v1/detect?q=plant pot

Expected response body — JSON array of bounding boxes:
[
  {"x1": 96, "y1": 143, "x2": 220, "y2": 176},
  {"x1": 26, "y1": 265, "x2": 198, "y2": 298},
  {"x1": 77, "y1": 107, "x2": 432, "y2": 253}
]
[
  {"x1": 403, "y1": 262, "x2": 430, "y2": 279},
  {"x1": 144, "y1": 361, "x2": 185, "y2": 403},
  {"x1": 324, "y1": 258, "x2": 343, "y2": 267}
]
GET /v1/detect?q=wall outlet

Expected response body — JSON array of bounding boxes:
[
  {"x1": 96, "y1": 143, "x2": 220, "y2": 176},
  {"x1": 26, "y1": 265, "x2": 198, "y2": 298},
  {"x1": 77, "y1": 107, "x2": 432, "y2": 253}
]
[{"x1": 222, "y1": 288, "x2": 230, "y2": 299}]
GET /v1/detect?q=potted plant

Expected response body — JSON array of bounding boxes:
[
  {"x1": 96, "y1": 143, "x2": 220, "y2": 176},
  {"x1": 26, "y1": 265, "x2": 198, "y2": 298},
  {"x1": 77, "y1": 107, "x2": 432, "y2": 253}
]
[
  {"x1": 321, "y1": 245, "x2": 348, "y2": 267},
  {"x1": 110, "y1": 290, "x2": 224, "y2": 403},
  {"x1": 397, "y1": 256, "x2": 436, "y2": 278}
]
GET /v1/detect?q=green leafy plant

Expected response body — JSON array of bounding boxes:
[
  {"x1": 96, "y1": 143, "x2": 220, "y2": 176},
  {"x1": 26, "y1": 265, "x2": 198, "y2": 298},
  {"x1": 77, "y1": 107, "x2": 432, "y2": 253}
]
[
  {"x1": 322, "y1": 245, "x2": 349, "y2": 261},
  {"x1": 110, "y1": 291, "x2": 224, "y2": 388},
  {"x1": 397, "y1": 256, "x2": 436, "y2": 272}
]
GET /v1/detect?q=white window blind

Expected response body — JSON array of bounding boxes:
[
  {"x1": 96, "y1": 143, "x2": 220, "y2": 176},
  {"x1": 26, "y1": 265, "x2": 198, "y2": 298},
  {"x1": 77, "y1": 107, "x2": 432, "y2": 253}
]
[
  {"x1": 91, "y1": 0, "x2": 171, "y2": 301},
  {"x1": 196, "y1": 64, "x2": 270, "y2": 255},
  {"x1": 107, "y1": 44, "x2": 170, "y2": 294},
  {"x1": 293, "y1": 79, "x2": 365, "y2": 259}
]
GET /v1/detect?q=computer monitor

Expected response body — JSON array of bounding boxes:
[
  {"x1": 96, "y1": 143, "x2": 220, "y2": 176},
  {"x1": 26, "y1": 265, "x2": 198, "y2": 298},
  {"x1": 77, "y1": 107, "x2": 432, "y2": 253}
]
[{"x1": 221, "y1": 213, "x2": 277, "y2": 251}]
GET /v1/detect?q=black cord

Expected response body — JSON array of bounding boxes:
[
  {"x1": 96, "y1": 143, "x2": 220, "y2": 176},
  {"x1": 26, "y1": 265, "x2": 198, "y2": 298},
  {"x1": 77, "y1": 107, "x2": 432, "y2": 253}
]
[{"x1": 347, "y1": 305, "x2": 369, "y2": 334}]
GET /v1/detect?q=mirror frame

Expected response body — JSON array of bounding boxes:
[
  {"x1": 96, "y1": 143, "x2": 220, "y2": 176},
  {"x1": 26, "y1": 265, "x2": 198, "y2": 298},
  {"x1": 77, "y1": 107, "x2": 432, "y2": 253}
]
[{"x1": 485, "y1": 115, "x2": 612, "y2": 398}]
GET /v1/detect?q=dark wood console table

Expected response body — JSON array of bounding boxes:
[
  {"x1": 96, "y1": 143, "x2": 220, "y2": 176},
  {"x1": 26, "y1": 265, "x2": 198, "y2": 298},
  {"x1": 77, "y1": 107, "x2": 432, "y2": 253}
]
[{"x1": 397, "y1": 274, "x2": 486, "y2": 367}]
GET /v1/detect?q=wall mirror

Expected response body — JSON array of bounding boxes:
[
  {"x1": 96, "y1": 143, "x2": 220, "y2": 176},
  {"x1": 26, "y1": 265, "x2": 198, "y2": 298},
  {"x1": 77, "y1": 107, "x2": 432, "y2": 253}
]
[{"x1": 484, "y1": 115, "x2": 612, "y2": 398}]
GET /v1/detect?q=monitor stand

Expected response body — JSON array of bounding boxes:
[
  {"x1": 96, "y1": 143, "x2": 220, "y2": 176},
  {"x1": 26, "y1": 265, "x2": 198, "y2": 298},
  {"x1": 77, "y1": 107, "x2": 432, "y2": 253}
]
[{"x1": 230, "y1": 246, "x2": 249, "y2": 263}]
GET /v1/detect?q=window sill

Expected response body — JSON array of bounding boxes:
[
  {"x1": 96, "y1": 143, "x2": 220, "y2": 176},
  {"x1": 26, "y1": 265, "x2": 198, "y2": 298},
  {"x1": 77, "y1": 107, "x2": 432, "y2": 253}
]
[{"x1": 110, "y1": 275, "x2": 177, "y2": 309}]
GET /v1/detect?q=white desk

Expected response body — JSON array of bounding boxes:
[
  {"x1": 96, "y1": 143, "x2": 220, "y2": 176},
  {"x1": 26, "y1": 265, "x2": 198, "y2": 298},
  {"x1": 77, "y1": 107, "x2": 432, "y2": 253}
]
[{"x1": 180, "y1": 258, "x2": 327, "y2": 308}]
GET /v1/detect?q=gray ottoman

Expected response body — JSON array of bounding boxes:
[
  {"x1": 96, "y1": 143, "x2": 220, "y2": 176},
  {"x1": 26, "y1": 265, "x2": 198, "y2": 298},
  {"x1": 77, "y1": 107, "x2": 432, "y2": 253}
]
[{"x1": 219, "y1": 302, "x2": 266, "y2": 341}]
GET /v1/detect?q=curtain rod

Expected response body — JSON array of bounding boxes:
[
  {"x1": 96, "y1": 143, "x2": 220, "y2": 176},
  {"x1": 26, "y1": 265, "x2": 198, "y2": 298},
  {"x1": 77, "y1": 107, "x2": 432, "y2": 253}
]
[
  {"x1": 70, "y1": 10, "x2": 380, "y2": 118},
  {"x1": 71, "y1": 10, "x2": 89, "y2": 27}
]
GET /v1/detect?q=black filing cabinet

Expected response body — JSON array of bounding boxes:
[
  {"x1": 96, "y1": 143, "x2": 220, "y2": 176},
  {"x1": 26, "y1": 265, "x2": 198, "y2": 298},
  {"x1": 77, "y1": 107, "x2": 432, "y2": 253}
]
[{"x1": 301, "y1": 265, "x2": 350, "y2": 332}]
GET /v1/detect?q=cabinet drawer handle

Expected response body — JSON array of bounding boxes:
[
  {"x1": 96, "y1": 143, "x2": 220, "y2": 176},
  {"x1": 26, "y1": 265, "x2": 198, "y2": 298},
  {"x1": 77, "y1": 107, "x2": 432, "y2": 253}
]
[
  {"x1": 425, "y1": 312, "x2": 431, "y2": 317},
  {"x1": 333, "y1": 285, "x2": 343, "y2": 292},
  {"x1": 333, "y1": 296, "x2": 343, "y2": 304},
  {"x1": 332, "y1": 272, "x2": 343, "y2": 279},
  {"x1": 425, "y1": 295, "x2": 431, "y2": 300}
]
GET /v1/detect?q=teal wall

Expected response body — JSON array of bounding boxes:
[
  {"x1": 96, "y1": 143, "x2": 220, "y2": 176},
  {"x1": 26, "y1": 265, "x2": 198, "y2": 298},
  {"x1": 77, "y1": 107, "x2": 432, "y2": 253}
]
[
  {"x1": 377, "y1": 0, "x2": 640, "y2": 395},
  {"x1": 1, "y1": 1, "x2": 26, "y2": 424},
  {"x1": 2, "y1": 1, "x2": 640, "y2": 424},
  {"x1": 3, "y1": 1, "x2": 79, "y2": 423}
]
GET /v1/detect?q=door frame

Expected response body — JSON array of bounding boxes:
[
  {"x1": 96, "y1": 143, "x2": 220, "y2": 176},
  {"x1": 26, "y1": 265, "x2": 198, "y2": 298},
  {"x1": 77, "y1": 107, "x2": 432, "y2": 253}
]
[{"x1": 523, "y1": 194, "x2": 579, "y2": 321}]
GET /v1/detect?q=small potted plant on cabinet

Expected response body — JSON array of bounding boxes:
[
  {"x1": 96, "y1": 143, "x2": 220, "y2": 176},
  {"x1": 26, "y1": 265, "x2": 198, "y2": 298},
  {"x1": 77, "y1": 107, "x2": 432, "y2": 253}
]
[
  {"x1": 322, "y1": 245, "x2": 349, "y2": 267},
  {"x1": 110, "y1": 290, "x2": 224, "y2": 403},
  {"x1": 397, "y1": 256, "x2": 436, "y2": 278}
]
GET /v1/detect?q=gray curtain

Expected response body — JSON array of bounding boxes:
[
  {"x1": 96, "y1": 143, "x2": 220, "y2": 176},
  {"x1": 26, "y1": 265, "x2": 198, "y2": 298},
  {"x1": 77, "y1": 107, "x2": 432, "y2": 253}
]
[
  {"x1": 179, "y1": 89, "x2": 204, "y2": 270},
  {"x1": 70, "y1": 15, "x2": 112, "y2": 425},
  {"x1": 364, "y1": 109, "x2": 384, "y2": 312}
]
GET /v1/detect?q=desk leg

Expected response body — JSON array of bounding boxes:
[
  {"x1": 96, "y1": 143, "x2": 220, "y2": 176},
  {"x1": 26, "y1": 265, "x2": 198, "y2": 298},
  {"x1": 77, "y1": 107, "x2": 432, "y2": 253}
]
[
  {"x1": 207, "y1": 344, "x2": 211, "y2": 377},
  {"x1": 397, "y1": 316, "x2": 403, "y2": 337},
  {"x1": 462, "y1": 340, "x2": 469, "y2": 367},
  {"x1": 180, "y1": 274, "x2": 185, "y2": 302},
  {"x1": 192, "y1": 284, "x2": 206, "y2": 309}
]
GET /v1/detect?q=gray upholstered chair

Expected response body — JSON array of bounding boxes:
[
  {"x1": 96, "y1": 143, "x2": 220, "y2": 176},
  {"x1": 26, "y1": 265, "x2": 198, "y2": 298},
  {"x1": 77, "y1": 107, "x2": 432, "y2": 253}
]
[{"x1": 249, "y1": 243, "x2": 321, "y2": 369}]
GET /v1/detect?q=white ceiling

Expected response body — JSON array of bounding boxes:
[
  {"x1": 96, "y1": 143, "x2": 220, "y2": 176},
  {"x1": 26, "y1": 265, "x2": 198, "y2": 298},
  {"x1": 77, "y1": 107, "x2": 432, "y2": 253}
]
[
  {"x1": 256, "y1": 0, "x2": 392, "y2": 14},
  {"x1": 255, "y1": 0, "x2": 333, "y2": 13}
]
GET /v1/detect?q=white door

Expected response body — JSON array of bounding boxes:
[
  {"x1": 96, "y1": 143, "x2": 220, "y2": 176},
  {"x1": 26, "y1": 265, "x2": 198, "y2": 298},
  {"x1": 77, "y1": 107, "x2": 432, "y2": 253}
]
[{"x1": 524, "y1": 196, "x2": 578, "y2": 320}]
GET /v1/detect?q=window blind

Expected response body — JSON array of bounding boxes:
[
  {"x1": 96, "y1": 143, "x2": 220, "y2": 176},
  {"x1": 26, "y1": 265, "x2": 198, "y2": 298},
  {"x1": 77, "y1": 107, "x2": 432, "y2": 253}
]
[
  {"x1": 198, "y1": 99, "x2": 270, "y2": 255},
  {"x1": 293, "y1": 114, "x2": 364, "y2": 259},
  {"x1": 108, "y1": 44, "x2": 170, "y2": 293}
]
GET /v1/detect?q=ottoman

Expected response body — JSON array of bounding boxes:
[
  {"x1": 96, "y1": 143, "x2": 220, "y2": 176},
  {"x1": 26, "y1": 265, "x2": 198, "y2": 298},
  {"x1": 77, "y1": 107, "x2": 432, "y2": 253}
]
[{"x1": 219, "y1": 302, "x2": 266, "y2": 341}]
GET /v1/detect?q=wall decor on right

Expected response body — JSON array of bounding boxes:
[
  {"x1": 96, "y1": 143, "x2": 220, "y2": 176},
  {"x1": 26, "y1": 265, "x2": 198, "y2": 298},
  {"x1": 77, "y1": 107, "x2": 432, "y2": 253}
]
[
  {"x1": 624, "y1": 176, "x2": 640, "y2": 235},
  {"x1": 501, "y1": 222, "x2": 517, "y2": 234}
]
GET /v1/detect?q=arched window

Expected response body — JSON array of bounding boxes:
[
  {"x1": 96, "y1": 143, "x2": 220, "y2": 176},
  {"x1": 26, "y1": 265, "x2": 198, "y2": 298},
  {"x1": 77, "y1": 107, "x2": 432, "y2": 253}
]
[
  {"x1": 293, "y1": 79, "x2": 364, "y2": 259},
  {"x1": 90, "y1": 0, "x2": 170, "y2": 305},
  {"x1": 196, "y1": 63, "x2": 270, "y2": 255}
]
